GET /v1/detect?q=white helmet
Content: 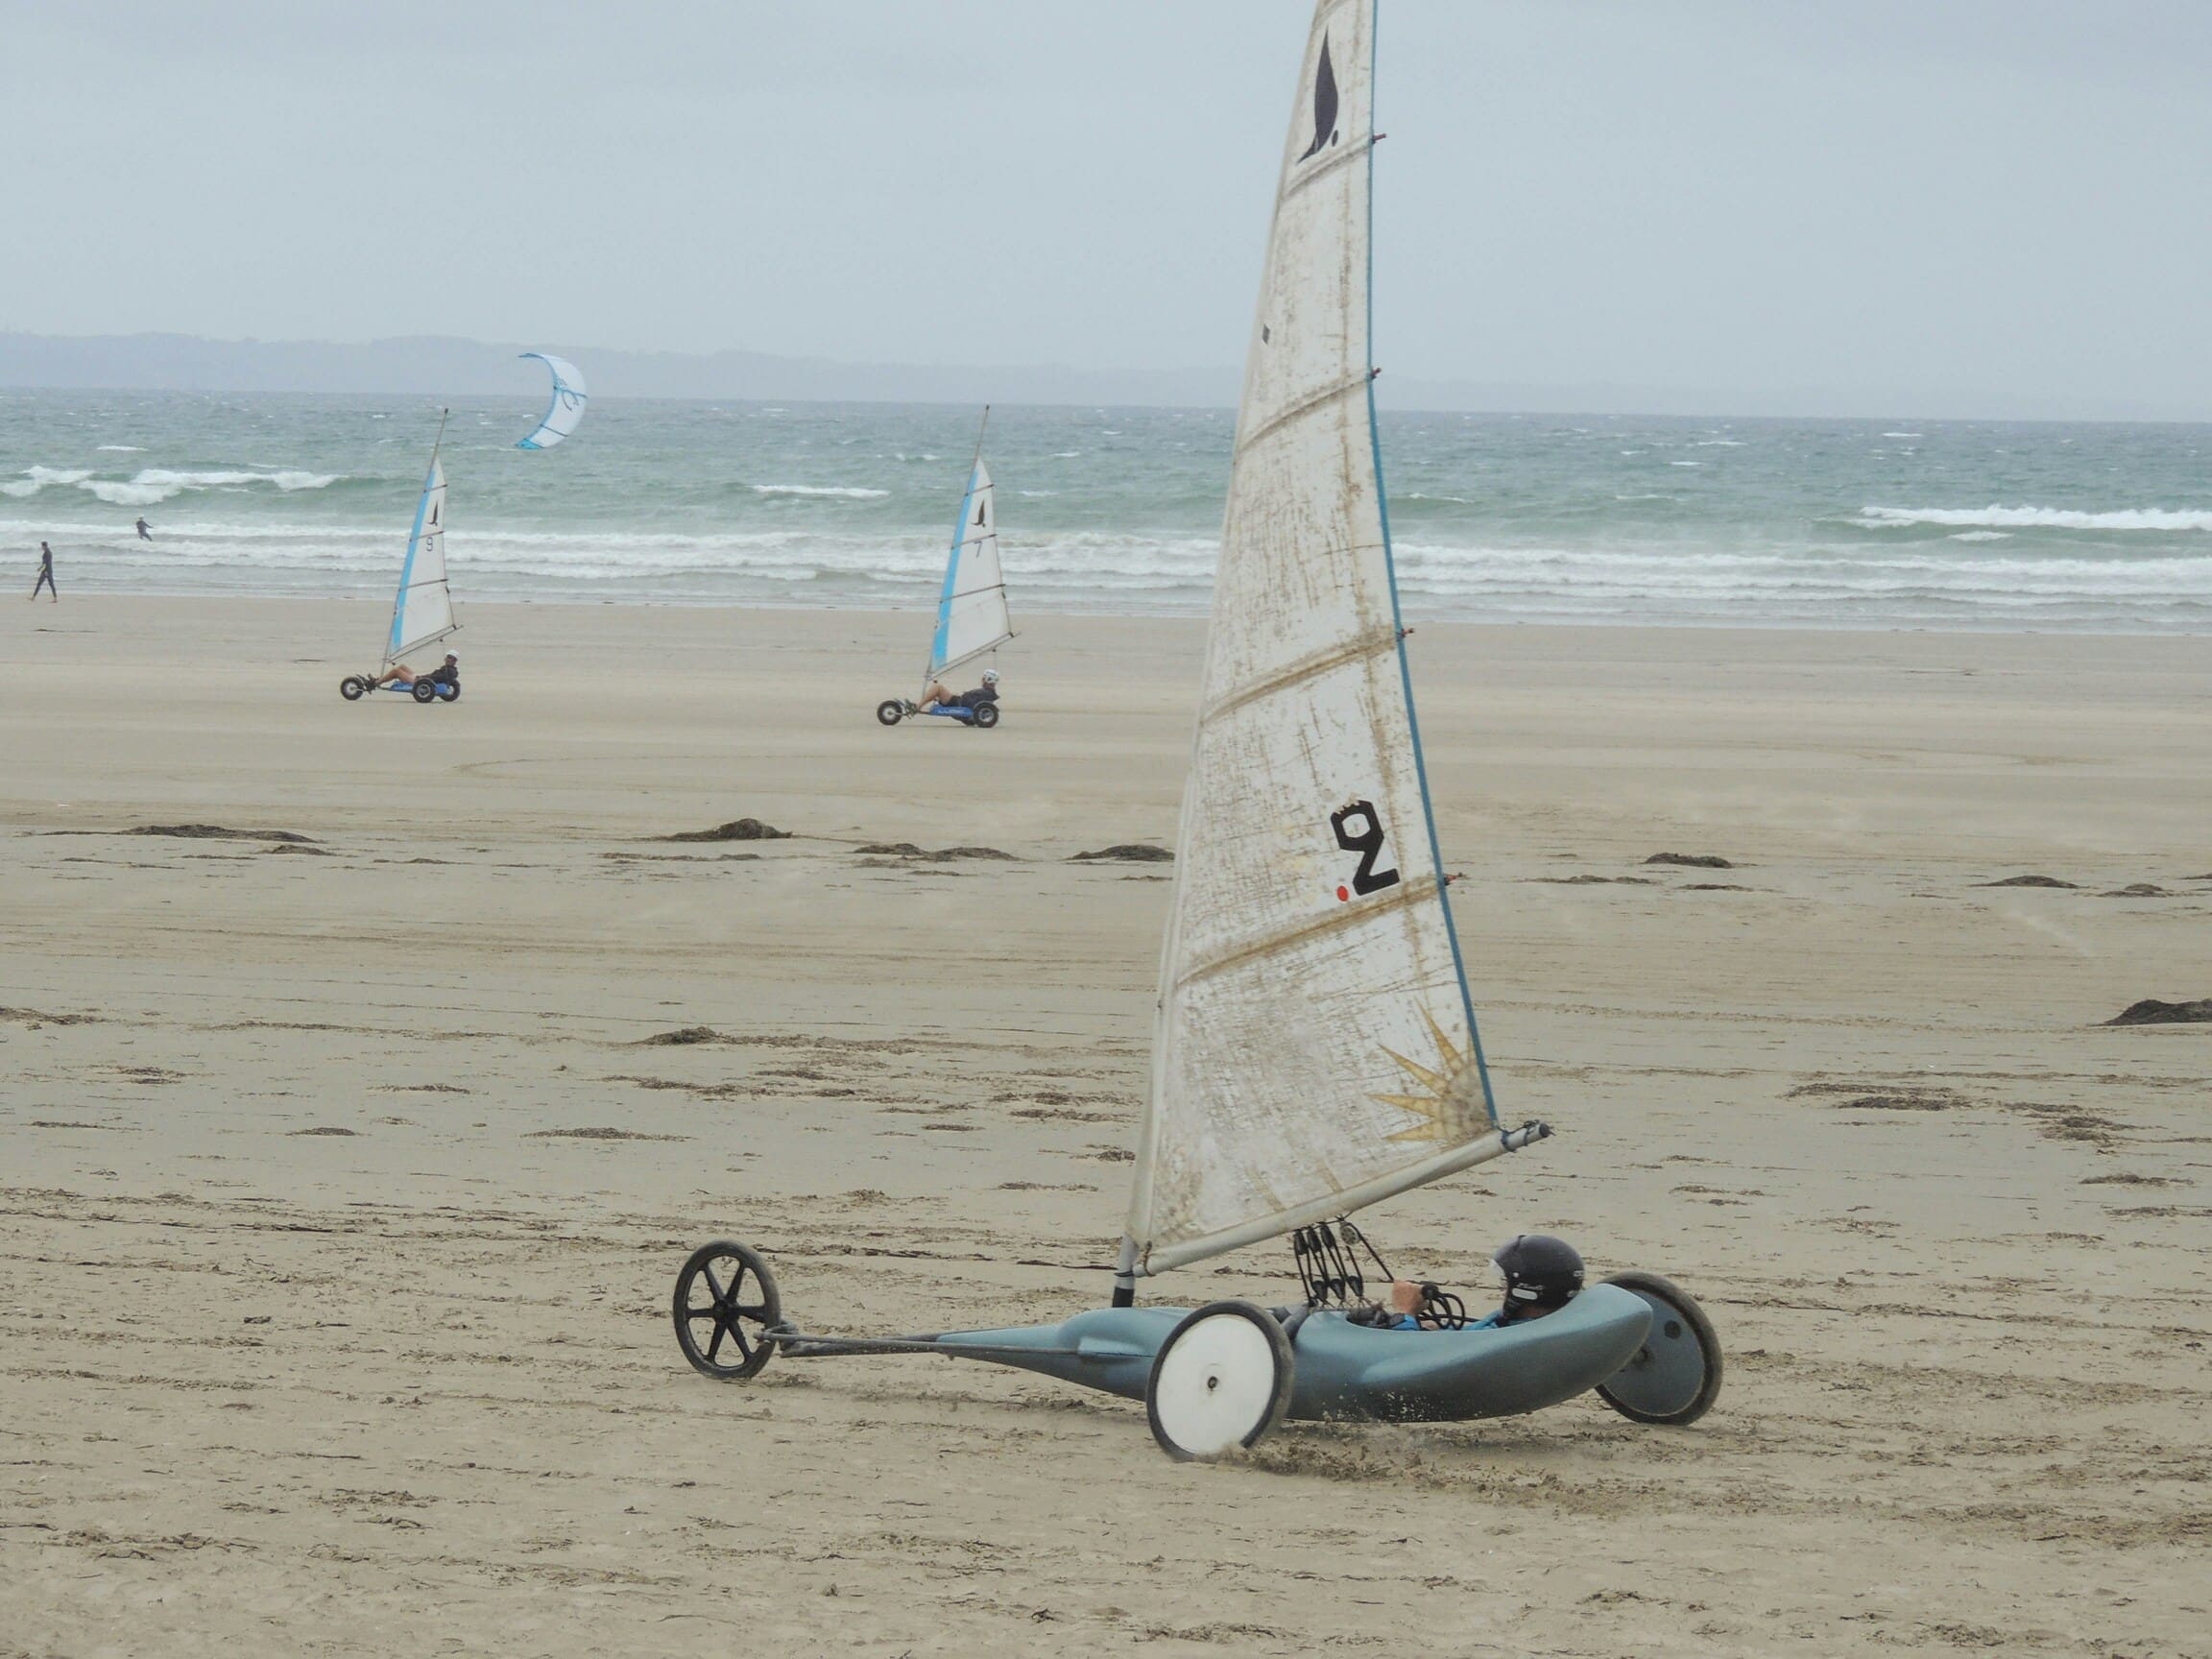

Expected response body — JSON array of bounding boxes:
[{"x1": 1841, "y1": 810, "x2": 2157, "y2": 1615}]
[{"x1": 981, "y1": 668, "x2": 1000, "y2": 685}]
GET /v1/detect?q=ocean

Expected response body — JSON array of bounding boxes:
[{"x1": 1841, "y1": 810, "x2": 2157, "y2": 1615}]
[{"x1": 4, "y1": 389, "x2": 2208, "y2": 632}]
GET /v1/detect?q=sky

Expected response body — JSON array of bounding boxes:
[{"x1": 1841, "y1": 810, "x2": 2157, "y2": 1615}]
[{"x1": 5, "y1": 1, "x2": 2210, "y2": 417}]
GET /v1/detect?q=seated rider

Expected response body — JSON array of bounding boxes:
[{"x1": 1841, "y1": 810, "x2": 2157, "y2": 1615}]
[
  {"x1": 1363, "y1": 1234, "x2": 1585, "y2": 1330},
  {"x1": 373, "y1": 651, "x2": 460, "y2": 689},
  {"x1": 915, "y1": 665, "x2": 999, "y2": 713}
]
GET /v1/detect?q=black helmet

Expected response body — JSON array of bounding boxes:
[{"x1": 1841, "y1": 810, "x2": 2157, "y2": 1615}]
[{"x1": 1494, "y1": 1234, "x2": 1584, "y2": 1312}]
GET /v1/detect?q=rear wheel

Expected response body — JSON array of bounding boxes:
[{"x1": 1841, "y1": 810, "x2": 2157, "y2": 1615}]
[
  {"x1": 972, "y1": 702, "x2": 999, "y2": 730},
  {"x1": 339, "y1": 676, "x2": 367, "y2": 701},
  {"x1": 673, "y1": 1239, "x2": 782, "y2": 1381},
  {"x1": 876, "y1": 700, "x2": 904, "y2": 727},
  {"x1": 1145, "y1": 1300, "x2": 1294, "y2": 1460},
  {"x1": 412, "y1": 680, "x2": 437, "y2": 703},
  {"x1": 442, "y1": 684, "x2": 460, "y2": 704},
  {"x1": 1596, "y1": 1270, "x2": 1722, "y2": 1426}
]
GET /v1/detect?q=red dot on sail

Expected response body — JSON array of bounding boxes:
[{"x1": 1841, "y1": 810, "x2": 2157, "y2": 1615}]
[{"x1": 1336, "y1": 885, "x2": 1350, "y2": 902}]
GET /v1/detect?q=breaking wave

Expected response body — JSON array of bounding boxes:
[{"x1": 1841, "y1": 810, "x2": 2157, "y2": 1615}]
[
  {"x1": 749, "y1": 483, "x2": 888, "y2": 499},
  {"x1": 1861, "y1": 505, "x2": 2212, "y2": 533},
  {"x1": 4, "y1": 465, "x2": 340, "y2": 507}
]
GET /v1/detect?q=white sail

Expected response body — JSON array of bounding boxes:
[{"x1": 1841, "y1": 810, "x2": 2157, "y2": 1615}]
[
  {"x1": 1122, "y1": 0, "x2": 1504, "y2": 1279},
  {"x1": 926, "y1": 454, "x2": 1012, "y2": 681},
  {"x1": 516, "y1": 352, "x2": 589, "y2": 450},
  {"x1": 386, "y1": 454, "x2": 455, "y2": 664}
]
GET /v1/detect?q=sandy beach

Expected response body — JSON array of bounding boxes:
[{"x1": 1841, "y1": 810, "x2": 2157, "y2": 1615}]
[{"x1": 3, "y1": 595, "x2": 2208, "y2": 1657}]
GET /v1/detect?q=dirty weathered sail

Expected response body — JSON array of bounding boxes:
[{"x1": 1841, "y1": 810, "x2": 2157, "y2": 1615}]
[{"x1": 1122, "y1": 0, "x2": 1506, "y2": 1278}]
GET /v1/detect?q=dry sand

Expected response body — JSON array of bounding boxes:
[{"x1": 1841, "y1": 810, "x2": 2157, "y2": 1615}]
[{"x1": 3, "y1": 596, "x2": 2208, "y2": 1657}]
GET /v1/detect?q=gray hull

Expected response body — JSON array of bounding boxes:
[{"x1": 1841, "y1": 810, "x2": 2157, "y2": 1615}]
[{"x1": 937, "y1": 1284, "x2": 1652, "y2": 1423}]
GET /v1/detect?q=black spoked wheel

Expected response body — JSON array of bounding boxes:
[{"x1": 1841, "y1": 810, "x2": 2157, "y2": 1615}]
[
  {"x1": 412, "y1": 680, "x2": 437, "y2": 703},
  {"x1": 673, "y1": 1238, "x2": 783, "y2": 1381},
  {"x1": 340, "y1": 676, "x2": 367, "y2": 701},
  {"x1": 972, "y1": 703, "x2": 999, "y2": 730},
  {"x1": 876, "y1": 699, "x2": 904, "y2": 727},
  {"x1": 1596, "y1": 1270, "x2": 1722, "y2": 1426},
  {"x1": 442, "y1": 684, "x2": 460, "y2": 704},
  {"x1": 1144, "y1": 1300, "x2": 1295, "y2": 1461}
]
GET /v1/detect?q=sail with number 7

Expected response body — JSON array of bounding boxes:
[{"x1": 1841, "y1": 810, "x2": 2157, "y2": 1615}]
[{"x1": 1118, "y1": 0, "x2": 1519, "y2": 1285}]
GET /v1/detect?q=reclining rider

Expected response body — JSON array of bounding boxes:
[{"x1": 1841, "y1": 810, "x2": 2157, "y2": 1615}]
[
  {"x1": 913, "y1": 665, "x2": 998, "y2": 714},
  {"x1": 373, "y1": 651, "x2": 460, "y2": 691},
  {"x1": 1362, "y1": 1234, "x2": 1586, "y2": 1331}
]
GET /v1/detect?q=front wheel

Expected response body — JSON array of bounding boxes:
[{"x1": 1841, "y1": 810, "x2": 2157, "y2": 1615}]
[
  {"x1": 1596, "y1": 1270, "x2": 1722, "y2": 1426},
  {"x1": 876, "y1": 700, "x2": 904, "y2": 727},
  {"x1": 339, "y1": 676, "x2": 367, "y2": 701},
  {"x1": 673, "y1": 1239, "x2": 783, "y2": 1381},
  {"x1": 972, "y1": 702, "x2": 999, "y2": 730},
  {"x1": 1145, "y1": 1300, "x2": 1294, "y2": 1461}
]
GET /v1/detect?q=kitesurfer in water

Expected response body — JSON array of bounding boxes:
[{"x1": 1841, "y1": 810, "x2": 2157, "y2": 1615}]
[
  {"x1": 1368, "y1": 1234, "x2": 1585, "y2": 1330},
  {"x1": 372, "y1": 651, "x2": 459, "y2": 691},
  {"x1": 135, "y1": 517, "x2": 154, "y2": 541},
  {"x1": 29, "y1": 541, "x2": 57, "y2": 601},
  {"x1": 913, "y1": 665, "x2": 999, "y2": 715}
]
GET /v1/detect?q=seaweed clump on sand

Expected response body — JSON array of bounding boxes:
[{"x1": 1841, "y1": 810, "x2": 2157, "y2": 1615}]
[
  {"x1": 1645, "y1": 853, "x2": 1733, "y2": 869},
  {"x1": 1977, "y1": 875, "x2": 2078, "y2": 889},
  {"x1": 661, "y1": 818, "x2": 788, "y2": 843},
  {"x1": 1070, "y1": 844, "x2": 1174, "y2": 863},
  {"x1": 636, "y1": 1025, "x2": 730, "y2": 1046},
  {"x1": 855, "y1": 843, "x2": 1015, "y2": 861},
  {"x1": 130, "y1": 824, "x2": 316, "y2": 844},
  {"x1": 2105, "y1": 999, "x2": 2212, "y2": 1026}
]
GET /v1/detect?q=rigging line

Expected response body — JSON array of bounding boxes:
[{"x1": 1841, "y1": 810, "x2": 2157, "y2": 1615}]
[{"x1": 1168, "y1": 873, "x2": 1442, "y2": 993}]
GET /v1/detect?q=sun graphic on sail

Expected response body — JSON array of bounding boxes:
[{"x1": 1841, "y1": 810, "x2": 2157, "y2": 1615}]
[{"x1": 1373, "y1": 1007, "x2": 1488, "y2": 1144}]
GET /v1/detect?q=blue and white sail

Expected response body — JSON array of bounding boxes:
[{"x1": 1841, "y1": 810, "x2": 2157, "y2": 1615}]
[
  {"x1": 1121, "y1": 0, "x2": 1511, "y2": 1281},
  {"x1": 516, "y1": 352, "x2": 589, "y2": 450},
  {"x1": 385, "y1": 424, "x2": 456, "y2": 666},
  {"x1": 924, "y1": 419, "x2": 1013, "y2": 683}
]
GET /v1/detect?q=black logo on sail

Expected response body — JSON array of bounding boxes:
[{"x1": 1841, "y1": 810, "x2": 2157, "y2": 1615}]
[{"x1": 1298, "y1": 33, "x2": 1340, "y2": 161}]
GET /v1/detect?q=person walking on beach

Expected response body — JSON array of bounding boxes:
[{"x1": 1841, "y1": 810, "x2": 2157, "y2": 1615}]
[
  {"x1": 29, "y1": 541, "x2": 57, "y2": 602},
  {"x1": 134, "y1": 517, "x2": 153, "y2": 541}
]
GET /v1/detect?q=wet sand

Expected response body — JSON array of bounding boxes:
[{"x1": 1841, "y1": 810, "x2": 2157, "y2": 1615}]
[{"x1": 3, "y1": 596, "x2": 2209, "y2": 1656}]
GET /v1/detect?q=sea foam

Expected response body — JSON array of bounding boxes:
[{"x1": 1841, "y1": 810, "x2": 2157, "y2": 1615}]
[{"x1": 1861, "y1": 505, "x2": 2212, "y2": 533}]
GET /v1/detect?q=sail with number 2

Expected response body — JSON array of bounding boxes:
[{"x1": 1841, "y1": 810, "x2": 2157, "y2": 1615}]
[{"x1": 1119, "y1": 0, "x2": 1511, "y2": 1282}]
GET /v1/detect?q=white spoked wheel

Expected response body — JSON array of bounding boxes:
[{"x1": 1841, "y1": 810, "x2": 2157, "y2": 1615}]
[{"x1": 1144, "y1": 1300, "x2": 1295, "y2": 1462}]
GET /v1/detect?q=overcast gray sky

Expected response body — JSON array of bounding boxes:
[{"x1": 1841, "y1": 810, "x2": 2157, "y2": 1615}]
[{"x1": 6, "y1": 2, "x2": 2209, "y2": 415}]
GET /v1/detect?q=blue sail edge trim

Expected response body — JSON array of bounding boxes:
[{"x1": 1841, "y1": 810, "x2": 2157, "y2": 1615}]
[
  {"x1": 387, "y1": 459, "x2": 440, "y2": 661},
  {"x1": 1361, "y1": 1, "x2": 1497, "y2": 1125},
  {"x1": 928, "y1": 466, "x2": 980, "y2": 677}
]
